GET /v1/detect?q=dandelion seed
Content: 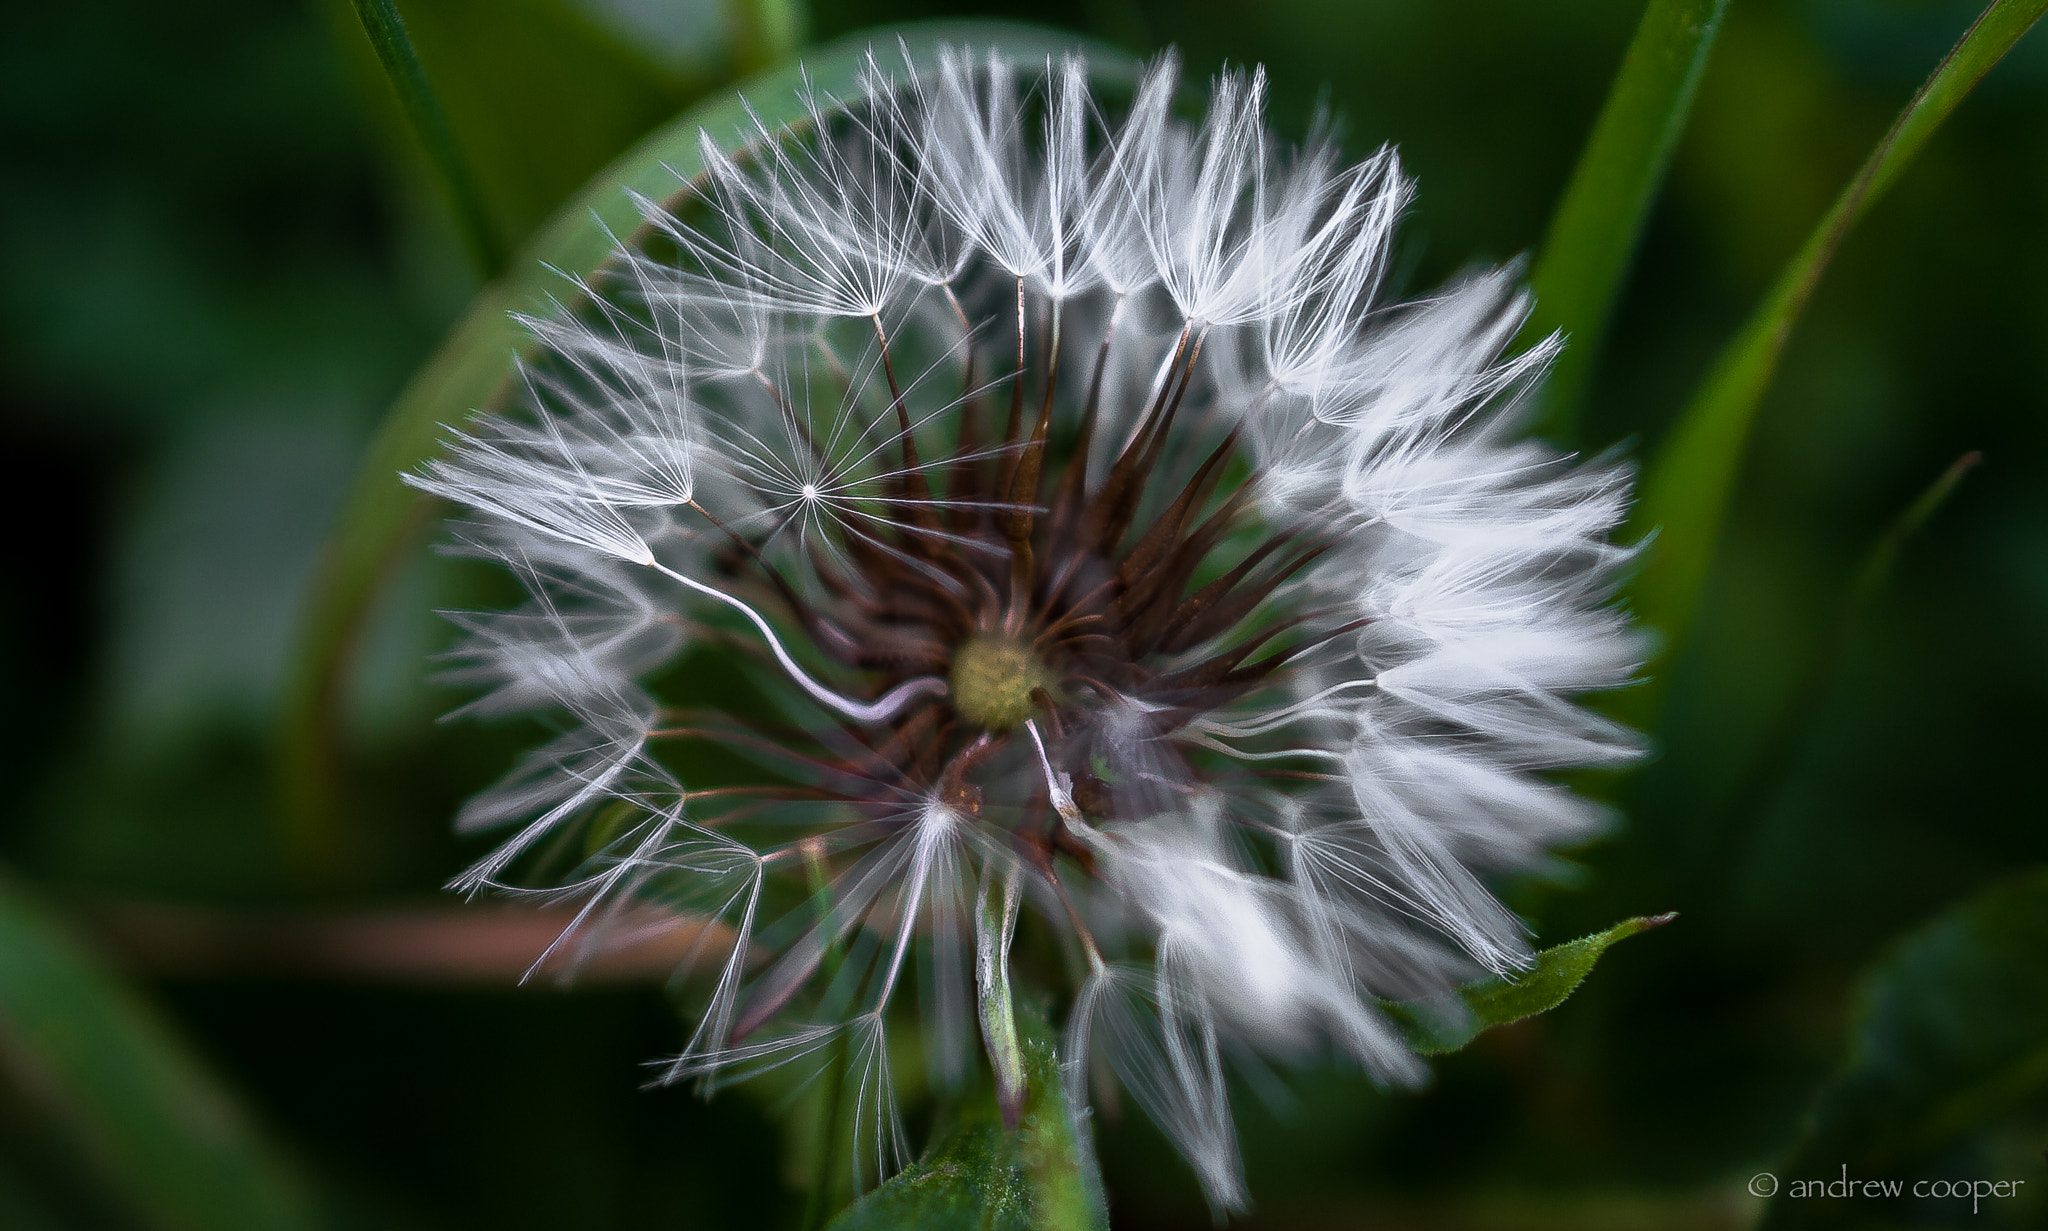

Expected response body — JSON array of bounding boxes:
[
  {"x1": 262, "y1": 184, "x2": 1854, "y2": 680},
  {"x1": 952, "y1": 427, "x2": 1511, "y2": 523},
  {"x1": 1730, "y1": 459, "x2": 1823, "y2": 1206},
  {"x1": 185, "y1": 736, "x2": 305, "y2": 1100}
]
[{"x1": 412, "y1": 44, "x2": 1644, "y2": 1211}]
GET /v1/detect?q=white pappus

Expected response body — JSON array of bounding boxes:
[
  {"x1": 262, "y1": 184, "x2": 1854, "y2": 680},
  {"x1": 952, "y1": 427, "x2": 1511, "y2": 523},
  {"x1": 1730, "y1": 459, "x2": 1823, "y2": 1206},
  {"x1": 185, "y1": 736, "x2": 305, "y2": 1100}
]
[{"x1": 408, "y1": 42, "x2": 1645, "y2": 1211}]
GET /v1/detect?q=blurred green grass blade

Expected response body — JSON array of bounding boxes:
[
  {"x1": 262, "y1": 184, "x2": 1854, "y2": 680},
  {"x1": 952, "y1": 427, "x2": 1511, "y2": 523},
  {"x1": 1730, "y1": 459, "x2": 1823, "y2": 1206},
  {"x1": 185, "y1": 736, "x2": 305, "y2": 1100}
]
[
  {"x1": 1759, "y1": 869, "x2": 2048, "y2": 1229},
  {"x1": 825, "y1": 1038, "x2": 1105, "y2": 1231},
  {"x1": 347, "y1": 0, "x2": 506, "y2": 275},
  {"x1": 1393, "y1": 914, "x2": 1674, "y2": 1055},
  {"x1": 1630, "y1": 0, "x2": 2047, "y2": 667},
  {"x1": 386, "y1": 0, "x2": 702, "y2": 248},
  {"x1": 1835, "y1": 451, "x2": 1982, "y2": 636},
  {"x1": 0, "y1": 874, "x2": 319, "y2": 1231},
  {"x1": 279, "y1": 21, "x2": 1134, "y2": 871},
  {"x1": 1525, "y1": 0, "x2": 1728, "y2": 441},
  {"x1": 328, "y1": 0, "x2": 706, "y2": 262},
  {"x1": 1713, "y1": 453, "x2": 1980, "y2": 868},
  {"x1": 727, "y1": 0, "x2": 809, "y2": 76}
]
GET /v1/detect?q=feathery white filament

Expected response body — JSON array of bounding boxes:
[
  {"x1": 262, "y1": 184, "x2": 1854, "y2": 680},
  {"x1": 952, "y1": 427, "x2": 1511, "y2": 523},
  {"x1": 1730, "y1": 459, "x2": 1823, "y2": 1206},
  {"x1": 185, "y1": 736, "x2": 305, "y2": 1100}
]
[
  {"x1": 416, "y1": 43, "x2": 1644, "y2": 1213},
  {"x1": 648, "y1": 561, "x2": 949, "y2": 723}
]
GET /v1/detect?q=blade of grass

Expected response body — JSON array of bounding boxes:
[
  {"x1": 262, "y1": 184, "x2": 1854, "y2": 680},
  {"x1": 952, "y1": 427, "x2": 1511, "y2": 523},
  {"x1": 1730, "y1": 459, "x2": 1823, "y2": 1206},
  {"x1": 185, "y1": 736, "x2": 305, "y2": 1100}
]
[
  {"x1": 1771, "y1": 450, "x2": 1981, "y2": 735},
  {"x1": 1713, "y1": 451, "x2": 1980, "y2": 871},
  {"x1": 0, "y1": 873, "x2": 318, "y2": 1231},
  {"x1": 352, "y1": 0, "x2": 706, "y2": 253},
  {"x1": 277, "y1": 21, "x2": 1134, "y2": 874},
  {"x1": 348, "y1": 0, "x2": 507, "y2": 276},
  {"x1": 1525, "y1": 0, "x2": 1729, "y2": 443},
  {"x1": 1630, "y1": 0, "x2": 2046, "y2": 675}
]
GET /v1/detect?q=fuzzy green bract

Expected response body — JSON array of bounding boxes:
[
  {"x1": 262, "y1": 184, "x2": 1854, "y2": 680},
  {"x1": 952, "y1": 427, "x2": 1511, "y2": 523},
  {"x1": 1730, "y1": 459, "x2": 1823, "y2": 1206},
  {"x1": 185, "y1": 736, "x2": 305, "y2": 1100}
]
[
  {"x1": 1391, "y1": 914, "x2": 1673, "y2": 1056},
  {"x1": 825, "y1": 918, "x2": 1673, "y2": 1229},
  {"x1": 826, "y1": 1039, "x2": 1105, "y2": 1231}
]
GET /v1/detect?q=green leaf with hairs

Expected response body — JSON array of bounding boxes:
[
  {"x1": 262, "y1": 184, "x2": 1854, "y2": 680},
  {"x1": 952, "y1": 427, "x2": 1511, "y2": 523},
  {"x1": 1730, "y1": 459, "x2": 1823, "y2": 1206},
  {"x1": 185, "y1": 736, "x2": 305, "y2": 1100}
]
[
  {"x1": 1393, "y1": 913, "x2": 1675, "y2": 1055},
  {"x1": 825, "y1": 1037, "x2": 1105, "y2": 1231},
  {"x1": 1629, "y1": 0, "x2": 2047, "y2": 675},
  {"x1": 1760, "y1": 870, "x2": 2048, "y2": 1229},
  {"x1": 278, "y1": 22, "x2": 1136, "y2": 872},
  {"x1": 0, "y1": 874, "x2": 319, "y2": 1231},
  {"x1": 1525, "y1": 0, "x2": 1728, "y2": 441}
]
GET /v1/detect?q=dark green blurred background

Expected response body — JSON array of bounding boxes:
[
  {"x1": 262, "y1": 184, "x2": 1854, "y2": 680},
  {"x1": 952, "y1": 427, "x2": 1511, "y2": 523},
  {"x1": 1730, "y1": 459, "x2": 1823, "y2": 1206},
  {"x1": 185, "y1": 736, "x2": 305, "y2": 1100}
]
[{"x1": 3, "y1": 1, "x2": 2044, "y2": 1227}]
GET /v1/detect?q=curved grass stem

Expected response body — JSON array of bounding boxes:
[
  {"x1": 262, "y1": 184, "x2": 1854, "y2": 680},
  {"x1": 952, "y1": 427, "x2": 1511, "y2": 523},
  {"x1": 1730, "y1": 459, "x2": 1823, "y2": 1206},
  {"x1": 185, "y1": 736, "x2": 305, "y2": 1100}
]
[{"x1": 346, "y1": 0, "x2": 506, "y2": 277}]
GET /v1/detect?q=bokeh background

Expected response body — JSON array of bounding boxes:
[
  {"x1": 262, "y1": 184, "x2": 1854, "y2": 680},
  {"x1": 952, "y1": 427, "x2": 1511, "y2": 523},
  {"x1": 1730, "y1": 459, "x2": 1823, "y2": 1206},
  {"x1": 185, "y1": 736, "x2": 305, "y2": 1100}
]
[{"x1": 3, "y1": 0, "x2": 2045, "y2": 1227}]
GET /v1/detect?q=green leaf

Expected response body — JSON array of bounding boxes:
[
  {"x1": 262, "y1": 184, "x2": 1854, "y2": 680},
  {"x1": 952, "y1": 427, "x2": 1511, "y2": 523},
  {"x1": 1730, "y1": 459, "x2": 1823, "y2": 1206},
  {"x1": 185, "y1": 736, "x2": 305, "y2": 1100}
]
[
  {"x1": 1759, "y1": 869, "x2": 2048, "y2": 1229},
  {"x1": 825, "y1": 1038, "x2": 1105, "y2": 1231},
  {"x1": 1393, "y1": 914, "x2": 1675, "y2": 1055},
  {"x1": 279, "y1": 21, "x2": 1136, "y2": 871},
  {"x1": 1629, "y1": 0, "x2": 2047, "y2": 670},
  {"x1": 0, "y1": 874, "x2": 319, "y2": 1231},
  {"x1": 1525, "y1": 0, "x2": 1729, "y2": 442}
]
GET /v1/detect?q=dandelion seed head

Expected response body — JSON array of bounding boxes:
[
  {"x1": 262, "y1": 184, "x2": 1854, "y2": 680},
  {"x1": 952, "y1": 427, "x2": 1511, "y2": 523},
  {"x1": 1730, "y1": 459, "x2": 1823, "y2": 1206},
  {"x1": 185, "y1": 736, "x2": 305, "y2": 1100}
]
[{"x1": 416, "y1": 43, "x2": 1644, "y2": 1211}]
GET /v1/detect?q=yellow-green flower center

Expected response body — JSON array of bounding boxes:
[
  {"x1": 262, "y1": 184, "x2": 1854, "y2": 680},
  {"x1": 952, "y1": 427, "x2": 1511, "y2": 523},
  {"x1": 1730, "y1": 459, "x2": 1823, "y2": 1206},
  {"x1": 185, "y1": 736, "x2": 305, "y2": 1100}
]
[{"x1": 948, "y1": 634, "x2": 1050, "y2": 731}]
